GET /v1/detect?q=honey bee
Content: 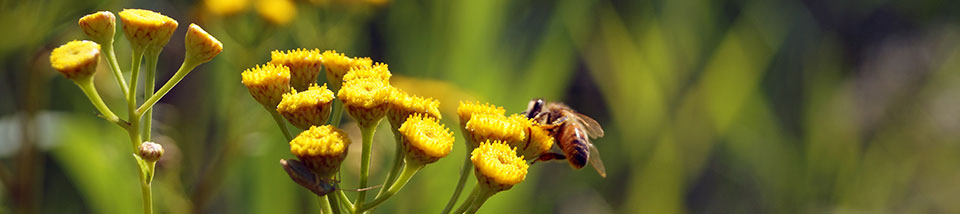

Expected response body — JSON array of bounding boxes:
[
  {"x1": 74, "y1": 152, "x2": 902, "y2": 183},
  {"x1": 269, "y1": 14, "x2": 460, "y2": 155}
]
[{"x1": 523, "y1": 98, "x2": 607, "y2": 177}]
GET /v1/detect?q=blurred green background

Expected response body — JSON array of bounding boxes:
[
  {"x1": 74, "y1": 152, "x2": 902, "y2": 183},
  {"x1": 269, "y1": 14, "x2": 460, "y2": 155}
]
[{"x1": 2, "y1": 0, "x2": 960, "y2": 213}]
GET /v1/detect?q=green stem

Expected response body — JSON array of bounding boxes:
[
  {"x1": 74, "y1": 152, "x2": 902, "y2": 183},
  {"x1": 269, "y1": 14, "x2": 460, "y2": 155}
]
[
  {"x1": 375, "y1": 128, "x2": 405, "y2": 198},
  {"x1": 138, "y1": 169, "x2": 153, "y2": 214},
  {"x1": 329, "y1": 101, "x2": 344, "y2": 127},
  {"x1": 327, "y1": 192, "x2": 342, "y2": 214},
  {"x1": 358, "y1": 162, "x2": 422, "y2": 212},
  {"x1": 128, "y1": 49, "x2": 143, "y2": 119},
  {"x1": 442, "y1": 148, "x2": 474, "y2": 214},
  {"x1": 142, "y1": 49, "x2": 160, "y2": 141},
  {"x1": 354, "y1": 122, "x2": 379, "y2": 210},
  {"x1": 268, "y1": 110, "x2": 294, "y2": 141},
  {"x1": 102, "y1": 42, "x2": 129, "y2": 97},
  {"x1": 464, "y1": 187, "x2": 495, "y2": 214},
  {"x1": 337, "y1": 189, "x2": 354, "y2": 212},
  {"x1": 136, "y1": 61, "x2": 199, "y2": 115},
  {"x1": 73, "y1": 77, "x2": 124, "y2": 127},
  {"x1": 320, "y1": 195, "x2": 333, "y2": 214},
  {"x1": 453, "y1": 185, "x2": 481, "y2": 214}
]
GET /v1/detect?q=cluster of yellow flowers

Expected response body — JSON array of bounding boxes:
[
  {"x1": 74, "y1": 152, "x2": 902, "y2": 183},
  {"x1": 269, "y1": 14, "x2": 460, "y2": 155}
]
[{"x1": 50, "y1": 9, "x2": 222, "y2": 214}]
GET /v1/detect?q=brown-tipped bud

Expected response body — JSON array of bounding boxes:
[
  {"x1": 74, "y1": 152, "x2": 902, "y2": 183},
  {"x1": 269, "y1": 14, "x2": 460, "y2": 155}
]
[
  {"x1": 50, "y1": 40, "x2": 101, "y2": 81},
  {"x1": 78, "y1": 11, "x2": 116, "y2": 44},
  {"x1": 118, "y1": 9, "x2": 178, "y2": 51},
  {"x1": 184, "y1": 24, "x2": 223, "y2": 65},
  {"x1": 139, "y1": 141, "x2": 164, "y2": 162}
]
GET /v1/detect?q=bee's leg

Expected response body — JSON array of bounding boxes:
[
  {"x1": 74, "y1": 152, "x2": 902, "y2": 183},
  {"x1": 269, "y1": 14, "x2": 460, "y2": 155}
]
[{"x1": 531, "y1": 152, "x2": 567, "y2": 164}]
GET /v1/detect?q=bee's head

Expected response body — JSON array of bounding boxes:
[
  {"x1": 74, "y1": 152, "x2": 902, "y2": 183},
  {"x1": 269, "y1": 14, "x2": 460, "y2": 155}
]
[{"x1": 524, "y1": 98, "x2": 545, "y2": 119}]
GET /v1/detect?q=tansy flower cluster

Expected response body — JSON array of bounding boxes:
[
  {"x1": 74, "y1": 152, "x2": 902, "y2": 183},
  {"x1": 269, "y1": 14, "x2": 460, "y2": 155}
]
[
  {"x1": 241, "y1": 49, "x2": 453, "y2": 213},
  {"x1": 50, "y1": 9, "x2": 221, "y2": 214}
]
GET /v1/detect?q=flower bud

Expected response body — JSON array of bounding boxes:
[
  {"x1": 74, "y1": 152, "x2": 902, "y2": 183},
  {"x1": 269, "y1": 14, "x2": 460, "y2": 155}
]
[
  {"x1": 289, "y1": 125, "x2": 350, "y2": 177},
  {"x1": 118, "y1": 9, "x2": 178, "y2": 51},
  {"x1": 337, "y1": 78, "x2": 390, "y2": 128},
  {"x1": 471, "y1": 141, "x2": 528, "y2": 192},
  {"x1": 271, "y1": 48, "x2": 323, "y2": 91},
  {"x1": 398, "y1": 114, "x2": 454, "y2": 165},
  {"x1": 456, "y1": 101, "x2": 506, "y2": 147},
  {"x1": 321, "y1": 50, "x2": 372, "y2": 89},
  {"x1": 277, "y1": 84, "x2": 335, "y2": 130},
  {"x1": 241, "y1": 63, "x2": 292, "y2": 109},
  {"x1": 342, "y1": 62, "x2": 391, "y2": 83},
  {"x1": 49, "y1": 40, "x2": 101, "y2": 81},
  {"x1": 139, "y1": 141, "x2": 165, "y2": 162},
  {"x1": 464, "y1": 113, "x2": 527, "y2": 149},
  {"x1": 184, "y1": 24, "x2": 223, "y2": 65},
  {"x1": 78, "y1": 11, "x2": 116, "y2": 44},
  {"x1": 386, "y1": 88, "x2": 441, "y2": 129}
]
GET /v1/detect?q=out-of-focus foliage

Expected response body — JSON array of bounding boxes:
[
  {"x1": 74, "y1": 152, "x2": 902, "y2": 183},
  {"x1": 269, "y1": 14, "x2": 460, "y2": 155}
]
[{"x1": 2, "y1": 0, "x2": 959, "y2": 213}]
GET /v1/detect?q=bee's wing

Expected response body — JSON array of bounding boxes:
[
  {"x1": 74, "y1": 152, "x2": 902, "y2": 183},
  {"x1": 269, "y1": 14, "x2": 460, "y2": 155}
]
[
  {"x1": 586, "y1": 142, "x2": 607, "y2": 178},
  {"x1": 574, "y1": 112, "x2": 605, "y2": 138}
]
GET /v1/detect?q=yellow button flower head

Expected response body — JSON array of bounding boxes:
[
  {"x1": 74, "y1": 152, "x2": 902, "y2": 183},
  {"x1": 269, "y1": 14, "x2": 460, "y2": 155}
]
[
  {"x1": 256, "y1": 0, "x2": 296, "y2": 26},
  {"x1": 321, "y1": 50, "x2": 372, "y2": 89},
  {"x1": 241, "y1": 63, "x2": 292, "y2": 108},
  {"x1": 343, "y1": 62, "x2": 391, "y2": 83},
  {"x1": 50, "y1": 40, "x2": 100, "y2": 80},
  {"x1": 118, "y1": 9, "x2": 178, "y2": 51},
  {"x1": 290, "y1": 125, "x2": 350, "y2": 177},
  {"x1": 277, "y1": 84, "x2": 335, "y2": 130},
  {"x1": 471, "y1": 141, "x2": 528, "y2": 191},
  {"x1": 337, "y1": 78, "x2": 390, "y2": 128},
  {"x1": 464, "y1": 113, "x2": 527, "y2": 149},
  {"x1": 206, "y1": 0, "x2": 248, "y2": 16},
  {"x1": 271, "y1": 48, "x2": 323, "y2": 91},
  {"x1": 457, "y1": 101, "x2": 505, "y2": 129},
  {"x1": 517, "y1": 117, "x2": 554, "y2": 160},
  {"x1": 78, "y1": 11, "x2": 116, "y2": 44},
  {"x1": 398, "y1": 114, "x2": 455, "y2": 165},
  {"x1": 386, "y1": 88, "x2": 441, "y2": 129},
  {"x1": 184, "y1": 24, "x2": 223, "y2": 65}
]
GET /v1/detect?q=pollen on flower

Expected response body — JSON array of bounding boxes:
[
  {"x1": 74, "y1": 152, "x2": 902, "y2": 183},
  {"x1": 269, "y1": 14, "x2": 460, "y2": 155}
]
[
  {"x1": 387, "y1": 88, "x2": 441, "y2": 128},
  {"x1": 241, "y1": 63, "x2": 291, "y2": 108},
  {"x1": 337, "y1": 78, "x2": 390, "y2": 127},
  {"x1": 321, "y1": 50, "x2": 372, "y2": 87},
  {"x1": 50, "y1": 40, "x2": 101, "y2": 80},
  {"x1": 471, "y1": 141, "x2": 528, "y2": 191},
  {"x1": 290, "y1": 125, "x2": 350, "y2": 177},
  {"x1": 464, "y1": 113, "x2": 527, "y2": 148},
  {"x1": 518, "y1": 117, "x2": 554, "y2": 160},
  {"x1": 118, "y1": 9, "x2": 178, "y2": 50},
  {"x1": 78, "y1": 11, "x2": 116, "y2": 44},
  {"x1": 277, "y1": 84, "x2": 335, "y2": 130},
  {"x1": 271, "y1": 48, "x2": 323, "y2": 91},
  {"x1": 184, "y1": 24, "x2": 223, "y2": 65},
  {"x1": 343, "y1": 62, "x2": 391, "y2": 83},
  {"x1": 256, "y1": 0, "x2": 297, "y2": 25},
  {"x1": 398, "y1": 114, "x2": 455, "y2": 165}
]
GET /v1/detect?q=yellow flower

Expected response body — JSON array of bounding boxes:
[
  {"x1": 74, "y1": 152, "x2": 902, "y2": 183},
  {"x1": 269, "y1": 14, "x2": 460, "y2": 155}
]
[
  {"x1": 464, "y1": 113, "x2": 527, "y2": 149},
  {"x1": 456, "y1": 101, "x2": 505, "y2": 128},
  {"x1": 343, "y1": 62, "x2": 391, "y2": 83},
  {"x1": 184, "y1": 24, "x2": 223, "y2": 65},
  {"x1": 471, "y1": 141, "x2": 528, "y2": 191},
  {"x1": 78, "y1": 11, "x2": 116, "y2": 44},
  {"x1": 50, "y1": 40, "x2": 100, "y2": 80},
  {"x1": 256, "y1": 0, "x2": 297, "y2": 26},
  {"x1": 337, "y1": 78, "x2": 390, "y2": 128},
  {"x1": 398, "y1": 114, "x2": 454, "y2": 165},
  {"x1": 277, "y1": 84, "x2": 335, "y2": 130},
  {"x1": 241, "y1": 63, "x2": 291, "y2": 108},
  {"x1": 271, "y1": 48, "x2": 323, "y2": 91},
  {"x1": 516, "y1": 117, "x2": 554, "y2": 160},
  {"x1": 118, "y1": 9, "x2": 178, "y2": 51},
  {"x1": 386, "y1": 88, "x2": 441, "y2": 129},
  {"x1": 321, "y1": 50, "x2": 372, "y2": 89},
  {"x1": 290, "y1": 125, "x2": 350, "y2": 177},
  {"x1": 206, "y1": 0, "x2": 248, "y2": 16}
]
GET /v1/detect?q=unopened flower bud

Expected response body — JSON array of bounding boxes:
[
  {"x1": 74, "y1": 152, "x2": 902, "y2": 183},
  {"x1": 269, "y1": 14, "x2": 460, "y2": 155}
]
[
  {"x1": 241, "y1": 63, "x2": 291, "y2": 109},
  {"x1": 49, "y1": 40, "x2": 101, "y2": 81},
  {"x1": 139, "y1": 141, "x2": 164, "y2": 162},
  {"x1": 78, "y1": 11, "x2": 116, "y2": 45},
  {"x1": 277, "y1": 84, "x2": 334, "y2": 130},
  {"x1": 118, "y1": 9, "x2": 178, "y2": 51},
  {"x1": 184, "y1": 23, "x2": 223, "y2": 65},
  {"x1": 271, "y1": 48, "x2": 323, "y2": 91}
]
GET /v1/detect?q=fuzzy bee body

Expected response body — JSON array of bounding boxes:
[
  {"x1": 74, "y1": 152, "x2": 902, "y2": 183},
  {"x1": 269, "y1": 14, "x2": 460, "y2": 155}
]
[{"x1": 524, "y1": 98, "x2": 607, "y2": 177}]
